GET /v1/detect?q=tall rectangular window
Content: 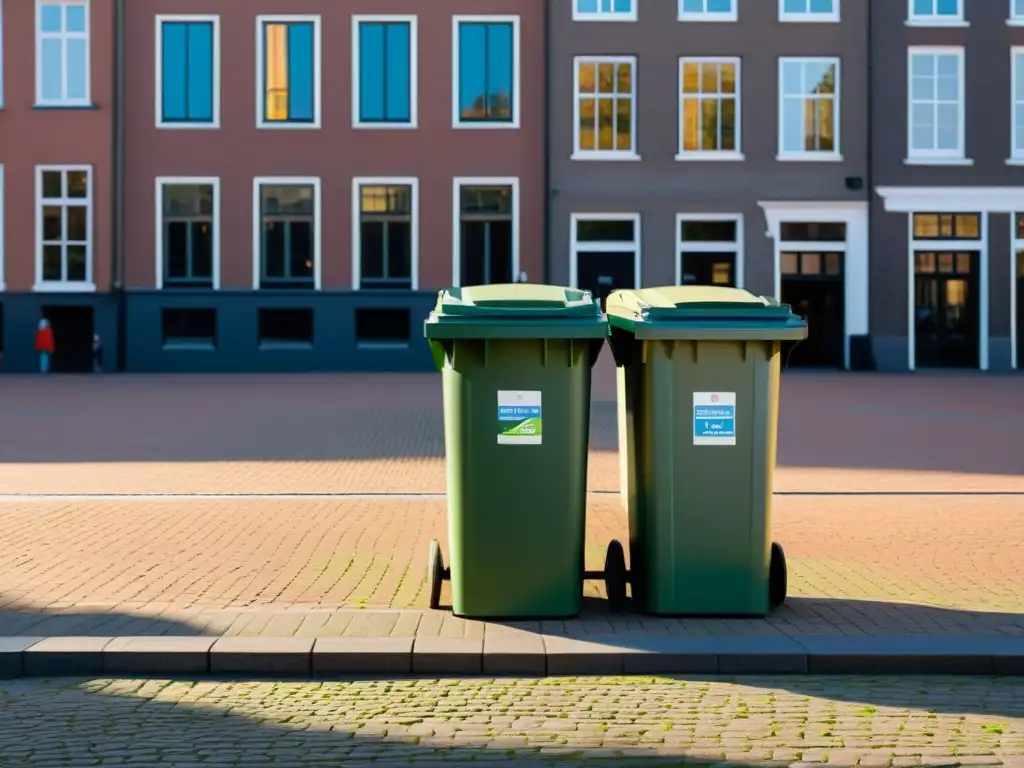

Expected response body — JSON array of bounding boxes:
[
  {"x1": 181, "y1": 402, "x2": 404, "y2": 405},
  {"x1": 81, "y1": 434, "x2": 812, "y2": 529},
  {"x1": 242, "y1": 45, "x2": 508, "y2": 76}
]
[
  {"x1": 36, "y1": 166, "x2": 91, "y2": 287},
  {"x1": 36, "y1": 1, "x2": 90, "y2": 106},
  {"x1": 678, "y1": 57, "x2": 741, "y2": 158},
  {"x1": 574, "y1": 56, "x2": 637, "y2": 159},
  {"x1": 778, "y1": 57, "x2": 840, "y2": 160},
  {"x1": 907, "y1": 47, "x2": 964, "y2": 161},
  {"x1": 159, "y1": 181, "x2": 217, "y2": 289},
  {"x1": 353, "y1": 17, "x2": 415, "y2": 127},
  {"x1": 355, "y1": 180, "x2": 416, "y2": 290},
  {"x1": 453, "y1": 16, "x2": 519, "y2": 127},
  {"x1": 256, "y1": 180, "x2": 318, "y2": 289},
  {"x1": 1013, "y1": 49, "x2": 1024, "y2": 160},
  {"x1": 157, "y1": 16, "x2": 218, "y2": 127},
  {"x1": 257, "y1": 16, "x2": 319, "y2": 128},
  {"x1": 457, "y1": 182, "x2": 516, "y2": 287}
]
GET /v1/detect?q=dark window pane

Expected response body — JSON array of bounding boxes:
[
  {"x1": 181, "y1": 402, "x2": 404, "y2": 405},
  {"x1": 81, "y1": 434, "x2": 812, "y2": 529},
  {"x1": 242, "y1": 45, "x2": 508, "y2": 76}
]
[
  {"x1": 164, "y1": 184, "x2": 212, "y2": 216},
  {"x1": 360, "y1": 185, "x2": 410, "y2": 214},
  {"x1": 261, "y1": 185, "x2": 313, "y2": 215},
  {"x1": 191, "y1": 221, "x2": 213, "y2": 279},
  {"x1": 681, "y1": 220, "x2": 736, "y2": 242},
  {"x1": 779, "y1": 222, "x2": 846, "y2": 241},
  {"x1": 488, "y1": 220, "x2": 513, "y2": 284},
  {"x1": 42, "y1": 171, "x2": 63, "y2": 199},
  {"x1": 162, "y1": 308, "x2": 217, "y2": 345},
  {"x1": 360, "y1": 221, "x2": 385, "y2": 280},
  {"x1": 67, "y1": 206, "x2": 87, "y2": 242},
  {"x1": 915, "y1": 252, "x2": 936, "y2": 273},
  {"x1": 355, "y1": 308, "x2": 410, "y2": 345},
  {"x1": 165, "y1": 222, "x2": 189, "y2": 279},
  {"x1": 801, "y1": 252, "x2": 822, "y2": 274},
  {"x1": 263, "y1": 222, "x2": 286, "y2": 278},
  {"x1": 460, "y1": 186, "x2": 511, "y2": 215},
  {"x1": 780, "y1": 252, "x2": 799, "y2": 275},
  {"x1": 258, "y1": 308, "x2": 314, "y2": 344},
  {"x1": 825, "y1": 252, "x2": 842, "y2": 276},
  {"x1": 387, "y1": 222, "x2": 412, "y2": 280},
  {"x1": 67, "y1": 172, "x2": 88, "y2": 198},
  {"x1": 576, "y1": 219, "x2": 634, "y2": 242},
  {"x1": 42, "y1": 206, "x2": 62, "y2": 241},
  {"x1": 461, "y1": 221, "x2": 487, "y2": 286},
  {"x1": 956, "y1": 252, "x2": 972, "y2": 273},
  {"x1": 938, "y1": 252, "x2": 955, "y2": 273},
  {"x1": 67, "y1": 246, "x2": 87, "y2": 281},
  {"x1": 290, "y1": 221, "x2": 313, "y2": 279},
  {"x1": 43, "y1": 245, "x2": 63, "y2": 280}
]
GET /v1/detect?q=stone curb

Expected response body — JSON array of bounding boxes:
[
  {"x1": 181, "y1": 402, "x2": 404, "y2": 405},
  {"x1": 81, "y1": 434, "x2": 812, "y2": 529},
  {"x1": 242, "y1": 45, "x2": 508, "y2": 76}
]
[{"x1": 1, "y1": 635, "x2": 1021, "y2": 678}]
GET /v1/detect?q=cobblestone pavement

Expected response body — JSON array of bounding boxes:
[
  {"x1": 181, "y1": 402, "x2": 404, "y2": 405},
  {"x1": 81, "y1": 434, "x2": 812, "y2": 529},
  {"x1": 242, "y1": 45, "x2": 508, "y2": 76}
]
[
  {"x1": 0, "y1": 373, "x2": 1022, "y2": 495},
  {"x1": 0, "y1": 676, "x2": 1020, "y2": 766}
]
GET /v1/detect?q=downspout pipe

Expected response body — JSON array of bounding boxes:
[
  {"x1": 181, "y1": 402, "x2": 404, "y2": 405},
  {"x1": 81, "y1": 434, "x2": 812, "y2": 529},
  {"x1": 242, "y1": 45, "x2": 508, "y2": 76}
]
[
  {"x1": 113, "y1": 0, "x2": 126, "y2": 370},
  {"x1": 542, "y1": 0, "x2": 552, "y2": 285}
]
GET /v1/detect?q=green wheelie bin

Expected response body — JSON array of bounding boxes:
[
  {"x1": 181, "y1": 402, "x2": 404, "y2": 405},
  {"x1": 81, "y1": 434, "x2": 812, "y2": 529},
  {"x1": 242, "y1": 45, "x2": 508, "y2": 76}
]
[
  {"x1": 423, "y1": 284, "x2": 608, "y2": 619},
  {"x1": 604, "y1": 286, "x2": 807, "y2": 617}
]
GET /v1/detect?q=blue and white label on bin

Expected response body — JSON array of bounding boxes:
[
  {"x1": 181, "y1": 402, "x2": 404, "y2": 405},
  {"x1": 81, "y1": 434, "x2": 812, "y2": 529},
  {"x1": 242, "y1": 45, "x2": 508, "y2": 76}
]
[
  {"x1": 497, "y1": 390, "x2": 543, "y2": 445},
  {"x1": 693, "y1": 392, "x2": 736, "y2": 446}
]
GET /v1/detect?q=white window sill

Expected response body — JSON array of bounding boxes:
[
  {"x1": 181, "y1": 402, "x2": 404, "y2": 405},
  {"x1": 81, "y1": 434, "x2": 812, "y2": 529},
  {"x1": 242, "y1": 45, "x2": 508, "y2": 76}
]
[
  {"x1": 675, "y1": 151, "x2": 745, "y2": 162},
  {"x1": 571, "y1": 152, "x2": 641, "y2": 162},
  {"x1": 257, "y1": 122, "x2": 322, "y2": 130},
  {"x1": 1008, "y1": 18, "x2": 1024, "y2": 26},
  {"x1": 776, "y1": 153, "x2": 844, "y2": 163},
  {"x1": 779, "y1": 15, "x2": 840, "y2": 22},
  {"x1": 453, "y1": 122, "x2": 520, "y2": 130},
  {"x1": 678, "y1": 14, "x2": 737, "y2": 22},
  {"x1": 156, "y1": 122, "x2": 221, "y2": 130},
  {"x1": 163, "y1": 341, "x2": 216, "y2": 352},
  {"x1": 32, "y1": 281, "x2": 97, "y2": 293},
  {"x1": 34, "y1": 100, "x2": 95, "y2": 109},
  {"x1": 572, "y1": 14, "x2": 637, "y2": 22},
  {"x1": 1007, "y1": 157, "x2": 1024, "y2": 165},
  {"x1": 352, "y1": 122, "x2": 418, "y2": 130},
  {"x1": 904, "y1": 18, "x2": 969, "y2": 27},
  {"x1": 903, "y1": 157, "x2": 974, "y2": 166}
]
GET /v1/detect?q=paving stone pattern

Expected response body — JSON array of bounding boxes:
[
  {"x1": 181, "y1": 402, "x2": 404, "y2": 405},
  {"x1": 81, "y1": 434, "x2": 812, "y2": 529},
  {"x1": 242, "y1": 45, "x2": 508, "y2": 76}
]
[{"x1": 0, "y1": 676, "x2": 1020, "y2": 766}]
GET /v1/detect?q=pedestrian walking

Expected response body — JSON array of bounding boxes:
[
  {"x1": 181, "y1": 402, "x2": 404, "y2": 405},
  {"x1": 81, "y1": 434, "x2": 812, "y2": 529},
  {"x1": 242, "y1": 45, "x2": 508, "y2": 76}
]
[{"x1": 35, "y1": 318, "x2": 55, "y2": 374}]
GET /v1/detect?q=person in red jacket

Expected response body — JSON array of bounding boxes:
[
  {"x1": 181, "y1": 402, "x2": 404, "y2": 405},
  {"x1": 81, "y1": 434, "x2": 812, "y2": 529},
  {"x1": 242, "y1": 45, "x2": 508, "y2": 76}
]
[{"x1": 35, "y1": 318, "x2": 55, "y2": 374}]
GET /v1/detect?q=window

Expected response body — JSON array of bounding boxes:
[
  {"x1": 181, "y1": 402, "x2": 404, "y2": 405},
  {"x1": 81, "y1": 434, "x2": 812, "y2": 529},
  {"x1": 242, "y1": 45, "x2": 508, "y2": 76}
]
[
  {"x1": 156, "y1": 16, "x2": 219, "y2": 127},
  {"x1": 455, "y1": 180, "x2": 517, "y2": 287},
  {"x1": 912, "y1": 213, "x2": 981, "y2": 240},
  {"x1": 453, "y1": 16, "x2": 519, "y2": 128},
  {"x1": 574, "y1": 0, "x2": 637, "y2": 21},
  {"x1": 355, "y1": 308, "x2": 410, "y2": 347},
  {"x1": 36, "y1": 1, "x2": 90, "y2": 106},
  {"x1": 258, "y1": 308, "x2": 313, "y2": 347},
  {"x1": 157, "y1": 179, "x2": 218, "y2": 289},
  {"x1": 780, "y1": 251, "x2": 843, "y2": 277},
  {"x1": 778, "y1": 57, "x2": 840, "y2": 160},
  {"x1": 574, "y1": 56, "x2": 637, "y2": 159},
  {"x1": 677, "y1": 215, "x2": 742, "y2": 287},
  {"x1": 570, "y1": 214, "x2": 641, "y2": 291},
  {"x1": 254, "y1": 178, "x2": 319, "y2": 290},
  {"x1": 907, "y1": 48, "x2": 965, "y2": 161},
  {"x1": 256, "y1": 15, "x2": 320, "y2": 128},
  {"x1": 1013, "y1": 49, "x2": 1024, "y2": 160},
  {"x1": 908, "y1": 0, "x2": 964, "y2": 25},
  {"x1": 678, "y1": 58, "x2": 741, "y2": 159},
  {"x1": 1013, "y1": 0, "x2": 1024, "y2": 24},
  {"x1": 353, "y1": 16, "x2": 416, "y2": 128},
  {"x1": 36, "y1": 166, "x2": 91, "y2": 288},
  {"x1": 354, "y1": 179, "x2": 417, "y2": 290},
  {"x1": 162, "y1": 308, "x2": 217, "y2": 349},
  {"x1": 780, "y1": 0, "x2": 839, "y2": 21},
  {"x1": 779, "y1": 221, "x2": 846, "y2": 241},
  {"x1": 678, "y1": 0, "x2": 737, "y2": 22}
]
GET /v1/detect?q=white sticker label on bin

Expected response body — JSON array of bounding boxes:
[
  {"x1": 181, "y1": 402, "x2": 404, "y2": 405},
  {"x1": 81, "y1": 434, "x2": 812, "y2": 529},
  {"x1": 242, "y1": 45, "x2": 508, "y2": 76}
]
[
  {"x1": 693, "y1": 392, "x2": 736, "y2": 446},
  {"x1": 497, "y1": 391, "x2": 542, "y2": 445}
]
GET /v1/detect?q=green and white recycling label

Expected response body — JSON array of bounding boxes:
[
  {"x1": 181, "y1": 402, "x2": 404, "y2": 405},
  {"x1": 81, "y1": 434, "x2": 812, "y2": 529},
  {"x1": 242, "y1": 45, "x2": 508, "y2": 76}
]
[{"x1": 497, "y1": 390, "x2": 542, "y2": 445}]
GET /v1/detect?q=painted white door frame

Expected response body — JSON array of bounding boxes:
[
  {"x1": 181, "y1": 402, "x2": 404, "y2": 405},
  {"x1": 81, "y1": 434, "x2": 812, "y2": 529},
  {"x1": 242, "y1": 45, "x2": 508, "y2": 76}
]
[{"x1": 758, "y1": 200, "x2": 869, "y2": 371}]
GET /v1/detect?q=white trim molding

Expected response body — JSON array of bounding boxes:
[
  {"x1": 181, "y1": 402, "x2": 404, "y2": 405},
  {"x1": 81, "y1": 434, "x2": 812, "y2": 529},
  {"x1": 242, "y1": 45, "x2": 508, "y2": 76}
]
[
  {"x1": 34, "y1": 164, "x2": 95, "y2": 292},
  {"x1": 451, "y1": 15, "x2": 521, "y2": 130},
  {"x1": 759, "y1": 200, "x2": 869, "y2": 371},
  {"x1": 351, "y1": 176, "x2": 420, "y2": 291},
  {"x1": 255, "y1": 14, "x2": 322, "y2": 130},
  {"x1": 675, "y1": 213, "x2": 745, "y2": 288},
  {"x1": 154, "y1": 14, "x2": 221, "y2": 129},
  {"x1": 351, "y1": 14, "x2": 418, "y2": 130},
  {"x1": 251, "y1": 176, "x2": 322, "y2": 290},
  {"x1": 154, "y1": 176, "x2": 221, "y2": 290},
  {"x1": 568, "y1": 212, "x2": 642, "y2": 291},
  {"x1": 451, "y1": 177, "x2": 520, "y2": 287}
]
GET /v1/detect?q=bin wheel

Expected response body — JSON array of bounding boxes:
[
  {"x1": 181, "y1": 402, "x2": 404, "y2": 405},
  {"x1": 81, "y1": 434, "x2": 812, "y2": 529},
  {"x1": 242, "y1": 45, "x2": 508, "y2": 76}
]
[
  {"x1": 604, "y1": 539, "x2": 628, "y2": 611},
  {"x1": 427, "y1": 539, "x2": 445, "y2": 610},
  {"x1": 769, "y1": 542, "x2": 787, "y2": 610}
]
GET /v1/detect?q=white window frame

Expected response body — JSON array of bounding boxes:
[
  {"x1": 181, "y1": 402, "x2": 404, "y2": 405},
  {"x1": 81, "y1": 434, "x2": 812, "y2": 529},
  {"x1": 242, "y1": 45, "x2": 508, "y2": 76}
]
[
  {"x1": 34, "y1": 164, "x2": 94, "y2": 292},
  {"x1": 573, "y1": 0, "x2": 637, "y2": 22},
  {"x1": 155, "y1": 177, "x2": 221, "y2": 290},
  {"x1": 451, "y1": 15, "x2": 521, "y2": 130},
  {"x1": 906, "y1": 46, "x2": 968, "y2": 165},
  {"x1": 677, "y1": 56, "x2": 743, "y2": 161},
  {"x1": 568, "y1": 213, "x2": 642, "y2": 291},
  {"x1": 255, "y1": 14, "x2": 322, "y2": 130},
  {"x1": 572, "y1": 55, "x2": 639, "y2": 161},
  {"x1": 351, "y1": 15, "x2": 418, "y2": 130},
  {"x1": 777, "y1": 57, "x2": 842, "y2": 162},
  {"x1": 154, "y1": 15, "x2": 221, "y2": 130},
  {"x1": 251, "y1": 176, "x2": 322, "y2": 290},
  {"x1": 779, "y1": 0, "x2": 840, "y2": 22},
  {"x1": 1011, "y1": 48, "x2": 1024, "y2": 163},
  {"x1": 35, "y1": 0, "x2": 91, "y2": 107},
  {"x1": 0, "y1": 0, "x2": 5, "y2": 109},
  {"x1": 675, "y1": 214, "x2": 744, "y2": 288},
  {"x1": 451, "y1": 177, "x2": 520, "y2": 287},
  {"x1": 906, "y1": 0, "x2": 967, "y2": 27},
  {"x1": 351, "y1": 176, "x2": 420, "y2": 291},
  {"x1": 1011, "y1": 0, "x2": 1024, "y2": 26},
  {"x1": 678, "y1": 0, "x2": 737, "y2": 22}
]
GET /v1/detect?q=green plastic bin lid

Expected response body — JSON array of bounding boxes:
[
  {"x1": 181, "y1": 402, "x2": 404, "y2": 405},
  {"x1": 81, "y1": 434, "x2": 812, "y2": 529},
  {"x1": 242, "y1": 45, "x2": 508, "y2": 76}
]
[
  {"x1": 424, "y1": 283, "x2": 608, "y2": 340},
  {"x1": 605, "y1": 285, "x2": 808, "y2": 341}
]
